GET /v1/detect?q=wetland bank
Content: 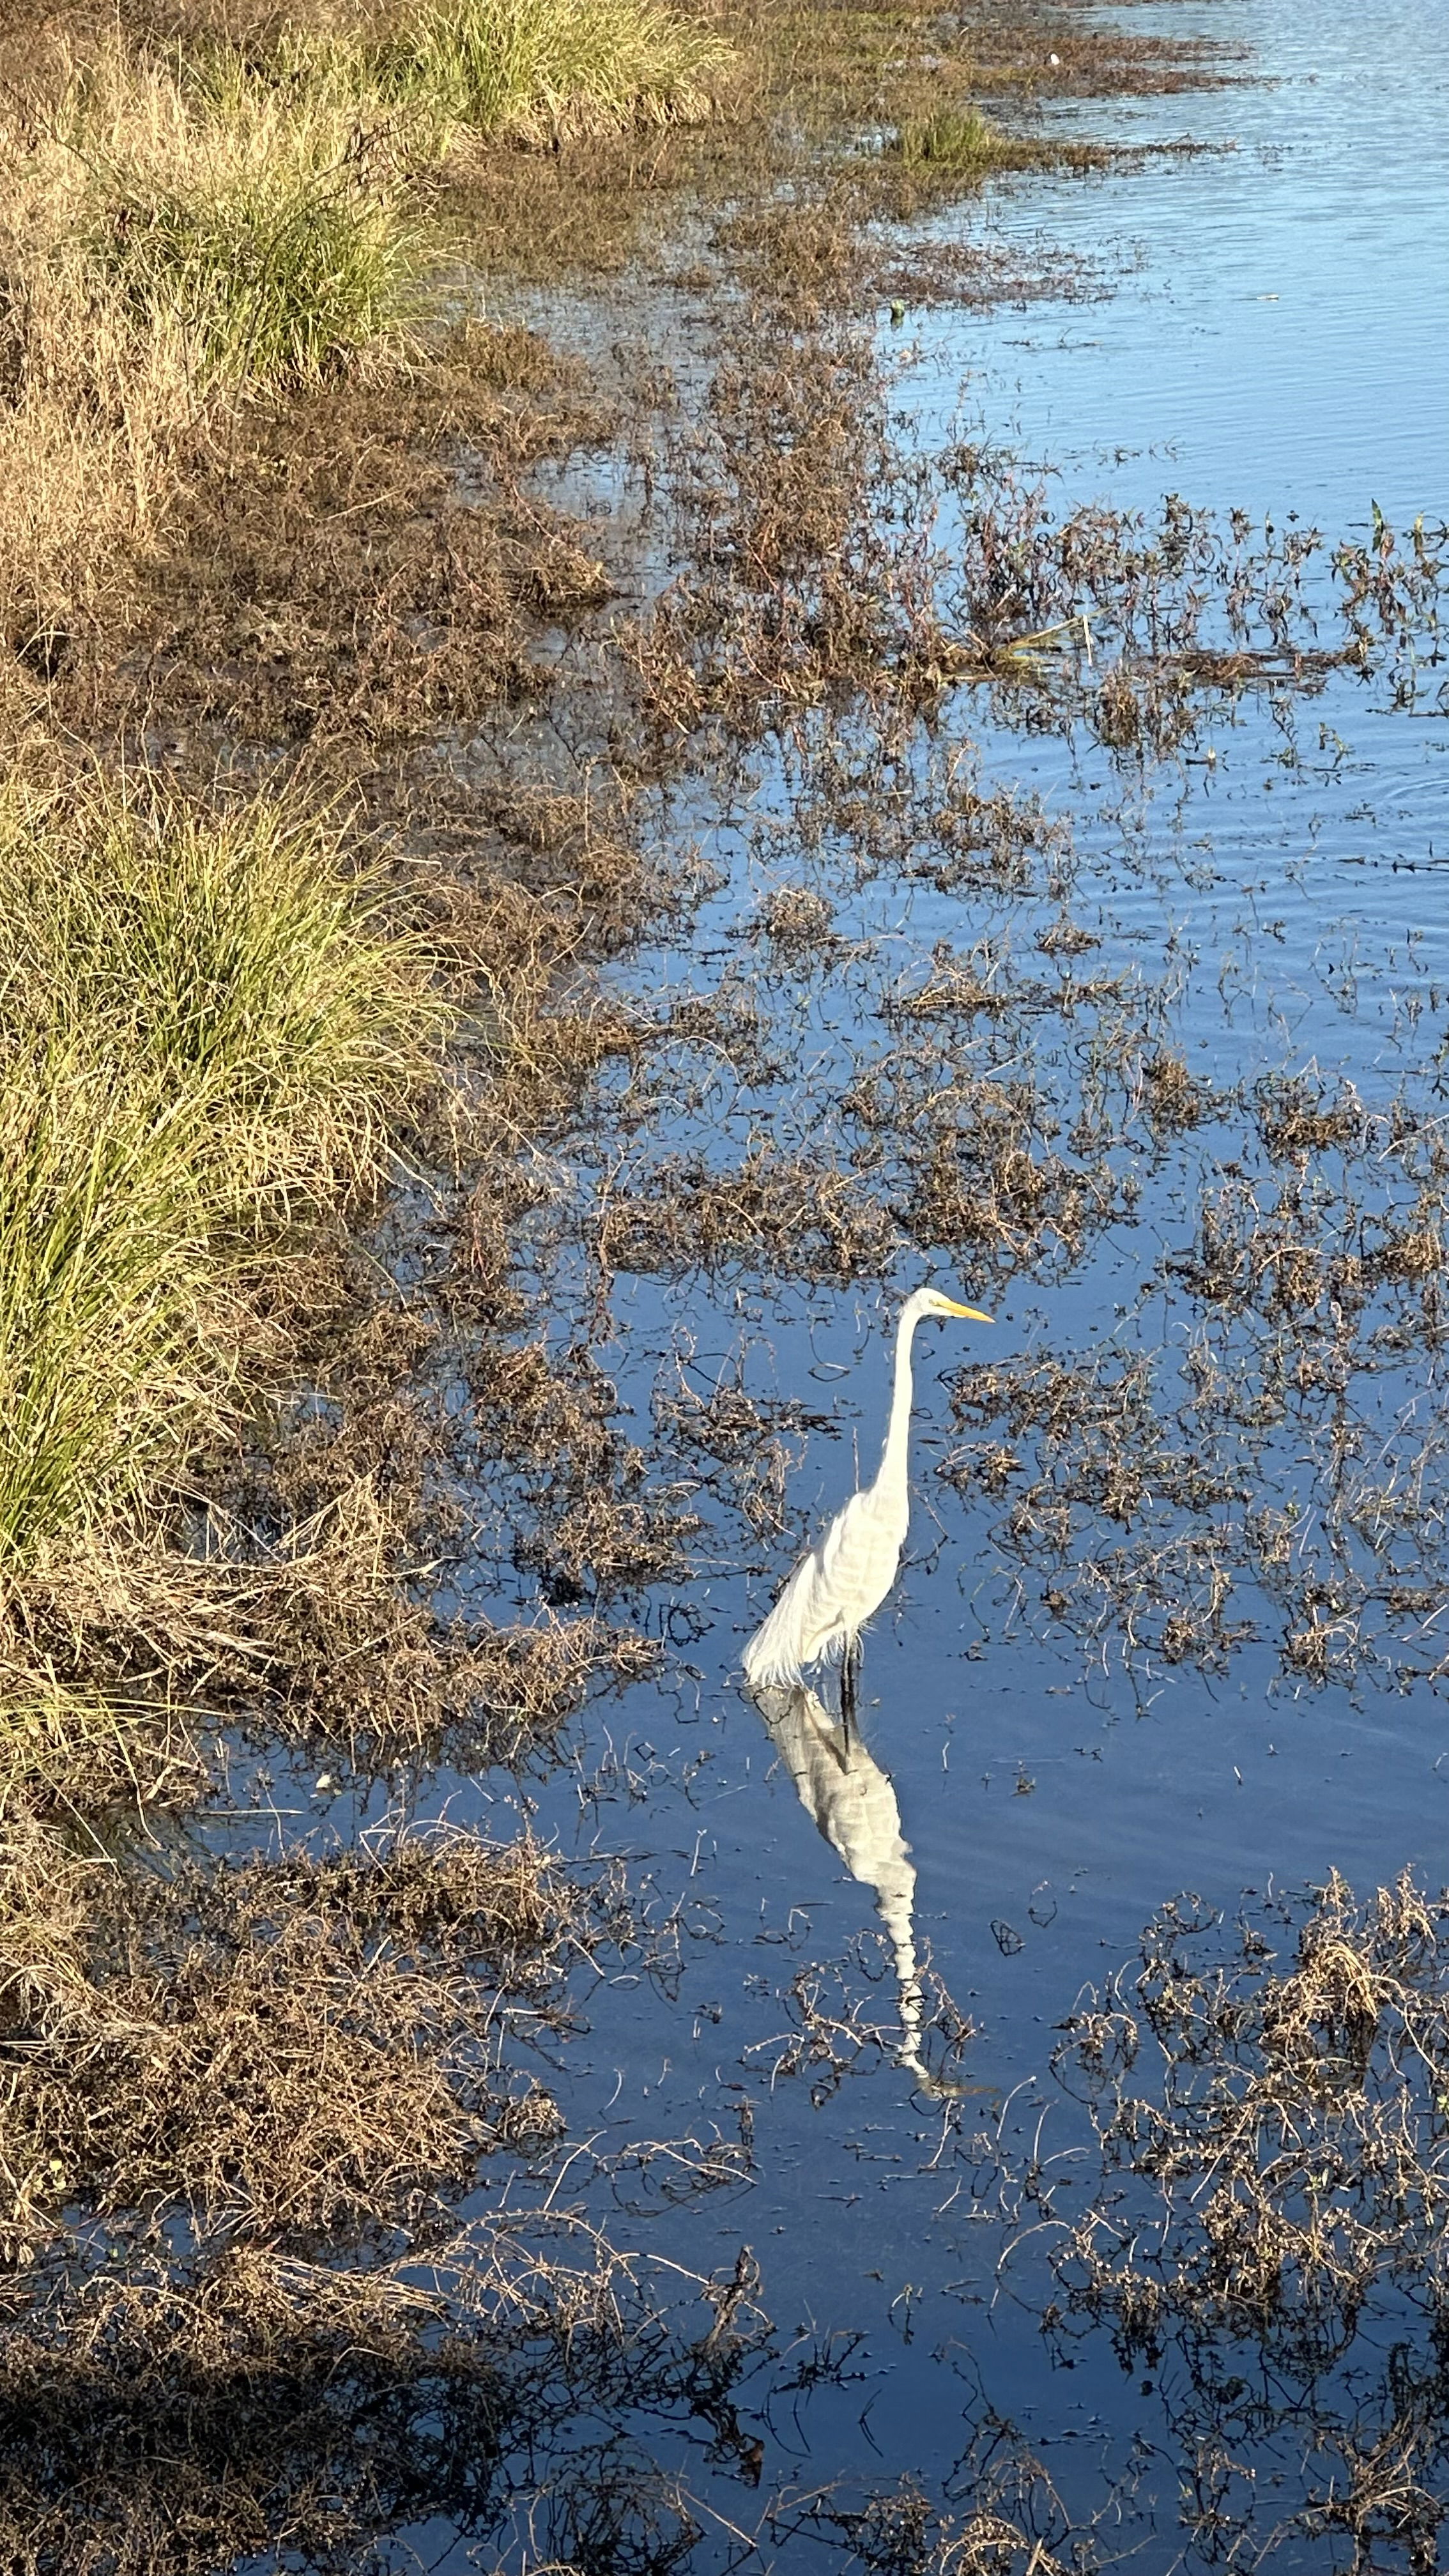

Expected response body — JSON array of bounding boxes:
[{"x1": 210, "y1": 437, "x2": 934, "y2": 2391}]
[{"x1": 3, "y1": 0, "x2": 1449, "y2": 2569}]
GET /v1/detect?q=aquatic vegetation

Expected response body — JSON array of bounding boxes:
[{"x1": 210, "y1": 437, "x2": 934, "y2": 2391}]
[
  {"x1": 894, "y1": 105, "x2": 1024, "y2": 173},
  {"x1": 1053, "y1": 1871, "x2": 1449, "y2": 2343},
  {"x1": 1022, "y1": 1874, "x2": 1449, "y2": 2566},
  {"x1": 597, "y1": 1149, "x2": 901, "y2": 1282},
  {"x1": 638, "y1": 320, "x2": 1381, "y2": 750},
  {"x1": 0, "y1": 1774, "x2": 772, "y2": 2576}
]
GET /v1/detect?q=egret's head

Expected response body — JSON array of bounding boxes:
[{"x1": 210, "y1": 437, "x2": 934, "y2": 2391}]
[{"x1": 917, "y1": 1287, "x2": 993, "y2": 1325}]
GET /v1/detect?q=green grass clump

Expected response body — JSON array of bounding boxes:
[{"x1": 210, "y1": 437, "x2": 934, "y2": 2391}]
[
  {"x1": 98, "y1": 174, "x2": 410, "y2": 385},
  {"x1": 0, "y1": 1058, "x2": 213, "y2": 1568},
  {"x1": 371, "y1": 0, "x2": 729, "y2": 141},
  {"x1": 76, "y1": 50, "x2": 415, "y2": 385},
  {"x1": 0, "y1": 783, "x2": 448, "y2": 1570},
  {"x1": 895, "y1": 107, "x2": 1015, "y2": 172},
  {"x1": 0, "y1": 1051, "x2": 213, "y2": 1566},
  {"x1": 1, "y1": 788, "x2": 447, "y2": 1219}
]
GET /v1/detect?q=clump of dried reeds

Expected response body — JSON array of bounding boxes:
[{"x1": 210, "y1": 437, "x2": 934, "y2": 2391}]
[
  {"x1": 1006, "y1": 1871, "x2": 1449, "y2": 2567},
  {"x1": 785, "y1": 2444, "x2": 1092, "y2": 2576},
  {"x1": 3, "y1": 1474, "x2": 659, "y2": 1783},
  {"x1": 0, "y1": 1813, "x2": 606, "y2": 2260},
  {"x1": 1048, "y1": 1871, "x2": 1449, "y2": 2365}
]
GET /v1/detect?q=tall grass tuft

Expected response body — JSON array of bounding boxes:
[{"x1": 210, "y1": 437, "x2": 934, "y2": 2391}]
[
  {"x1": 0, "y1": 187, "x2": 196, "y2": 710},
  {"x1": 1, "y1": 785, "x2": 448, "y2": 1220},
  {"x1": 372, "y1": 0, "x2": 729, "y2": 141},
  {"x1": 0, "y1": 781, "x2": 450, "y2": 1570},
  {"x1": 76, "y1": 49, "x2": 415, "y2": 385},
  {"x1": 895, "y1": 107, "x2": 1015, "y2": 173},
  {"x1": 0, "y1": 1058, "x2": 215, "y2": 1568}
]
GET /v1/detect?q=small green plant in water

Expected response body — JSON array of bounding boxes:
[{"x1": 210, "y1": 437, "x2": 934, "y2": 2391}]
[{"x1": 896, "y1": 107, "x2": 1012, "y2": 172}]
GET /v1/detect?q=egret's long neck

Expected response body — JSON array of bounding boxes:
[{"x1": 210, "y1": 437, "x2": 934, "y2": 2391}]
[{"x1": 875, "y1": 1307, "x2": 920, "y2": 1505}]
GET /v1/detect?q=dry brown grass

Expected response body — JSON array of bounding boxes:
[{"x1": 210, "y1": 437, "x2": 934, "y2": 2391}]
[
  {"x1": 656, "y1": 1360, "x2": 822, "y2": 1541},
  {"x1": 0, "y1": 13, "x2": 631, "y2": 758},
  {"x1": 3, "y1": 1465, "x2": 659, "y2": 1775},
  {"x1": 104, "y1": 329, "x2": 610, "y2": 772},
  {"x1": 753, "y1": 882, "x2": 840, "y2": 962},
  {"x1": 1014, "y1": 1873, "x2": 1449, "y2": 2568},
  {"x1": 0, "y1": 1813, "x2": 596, "y2": 2262},
  {"x1": 0, "y1": 27, "x2": 394, "y2": 720},
  {"x1": 785, "y1": 2450, "x2": 1095, "y2": 2576},
  {"x1": 599, "y1": 1147, "x2": 901, "y2": 1282},
  {"x1": 903, "y1": 1087, "x2": 1128, "y2": 1276}
]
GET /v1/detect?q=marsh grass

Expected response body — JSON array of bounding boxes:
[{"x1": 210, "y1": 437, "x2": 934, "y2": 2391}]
[
  {"x1": 597, "y1": 1148, "x2": 901, "y2": 1283},
  {"x1": 0, "y1": 0, "x2": 710, "y2": 691},
  {"x1": 79, "y1": 42, "x2": 417, "y2": 385},
  {"x1": 371, "y1": 0, "x2": 730, "y2": 141},
  {"x1": 0, "y1": 1061, "x2": 217, "y2": 1570},
  {"x1": 0, "y1": 241, "x2": 192, "y2": 714},
  {"x1": 0, "y1": 781, "x2": 448, "y2": 1215},
  {"x1": 0, "y1": 779, "x2": 447, "y2": 1572},
  {"x1": 894, "y1": 106, "x2": 1022, "y2": 173},
  {"x1": 0, "y1": 48, "x2": 400, "y2": 707}
]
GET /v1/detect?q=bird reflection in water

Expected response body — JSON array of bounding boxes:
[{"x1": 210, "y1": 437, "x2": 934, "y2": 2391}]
[{"x1": 749, "y1": 1682, "x2": 965, "y2": 2096}]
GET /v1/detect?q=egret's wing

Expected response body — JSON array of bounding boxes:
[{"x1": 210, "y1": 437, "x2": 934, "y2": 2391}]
[
  {"x1": 815, "y1": 1485, "x2": 904, "y2": 1629},
  {"x1": 741, "y1": 1536, "x2": 837, "y2": 1686},
  {"x1": 743, "y1": 1487, "x2": 904, "y2": 1686}
]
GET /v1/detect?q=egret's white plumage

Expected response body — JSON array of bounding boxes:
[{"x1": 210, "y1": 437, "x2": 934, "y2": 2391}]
[{"x1": 742, "y1": 1287, "x2": 991, "y2": 1693}]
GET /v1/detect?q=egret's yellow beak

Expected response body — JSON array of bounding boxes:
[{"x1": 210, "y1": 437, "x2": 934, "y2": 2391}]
[{"x1": 941, "y1": 1299, "x2": 993, "y2": 1322}]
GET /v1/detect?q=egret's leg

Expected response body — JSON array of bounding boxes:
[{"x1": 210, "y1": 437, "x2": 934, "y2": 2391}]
[{"x1": 841, "y1": 1636, "x2": 860, "y2": 1738}]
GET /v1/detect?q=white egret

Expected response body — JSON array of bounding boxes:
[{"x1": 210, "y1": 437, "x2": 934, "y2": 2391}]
[{"x1": 742, "y1": 1287, "x2": 992, "y2": 1708}]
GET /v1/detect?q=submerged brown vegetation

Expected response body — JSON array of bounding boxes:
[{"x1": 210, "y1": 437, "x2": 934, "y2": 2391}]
[{"x1": 1034, "y1": 1871, "x2": 1449, "y2": 2570}]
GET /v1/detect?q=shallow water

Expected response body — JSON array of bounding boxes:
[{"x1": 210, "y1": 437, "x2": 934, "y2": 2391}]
[{"x1": 436, "y1": 4, "x2": 1449, "y2": 2561}]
